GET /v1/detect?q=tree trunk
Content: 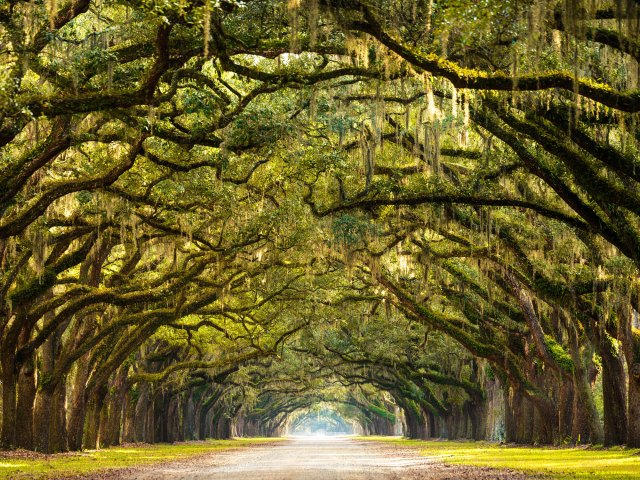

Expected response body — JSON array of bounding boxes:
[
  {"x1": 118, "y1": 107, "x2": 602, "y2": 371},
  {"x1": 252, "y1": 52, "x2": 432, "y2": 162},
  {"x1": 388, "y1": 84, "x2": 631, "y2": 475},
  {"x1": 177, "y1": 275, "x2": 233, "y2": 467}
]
[
  {"x1": 33, "y1": 320, "x2": 58, "y2": 453},
  {"x1": 570, "y1": 339, "x2": 603, "y2": 444},
  {"x1": 50, "y1": 381, "x2": 68, "y2": 452},
  {"x1": 523, "y1": 395, "x2": 536, "y2": 443},
  {"x1": 600, "y1": 341, "x2": 627, "y2": 445},
  {"x1": 98, "y1": 393, "x2": 110, "y2": 448},
  {"x1": 467, "y1": 396, "x2": 486, "y2": 440},
  {"x1": 182, "y1": 393, "x2": 195, "y2": 441},
  {"x1": 618, "y1": 309, "x2": 640, "y2": 447},
  {"x1": 628, "y1": 366, "x2": 640, "y2": 447},
  {"x1": 102, "y1": 366, "x2": 129, "y2": 447},
  {"x1": 198, "y1": 404, "x2": 210, "y2": 440},
  {"x1": 83, "y1": 386, "x2": 107, "y2": 449},
  {"x1": 153, "y1": 391, "x2": 169, "y2": 443},
  {"x1": 134, "y1": 383, "x2": 149, "y2": 442},
  {"x1": 144, "y1": 390, "x2": 155, "y2": 443},
  {"x1": 67, "y1": 355, "x2": 91, "y2": 451},
  {"x1": 401, "y1": 401, "x2": 428, "y2": 439},
  {"x1": 504, "y1": 385, "x2": 520, "y2": 443},
  {"x1": 557, "y1": 379, "x2": 573, "y2": 441},
  {"x1": 626, "y1": 331, "x2": 640, "y2": 447},
  {"x1": 33, "y1": 386, "x2": 54, "y2": 453},
  {"x1": 15, "y1": 350, "x2": 36, "y2": 450},
  {"x1": 216, "y1": 415, "x2": 233, "y2": 439},
  {"x1": 427, "y1": 411, "x2": 438, "y2": 438},
  {"x1": 122, "y1": 387, "x2": 138, "y2": 443},
  {"x1": 167, "y1": 395, "x2": 184, "y2": 442},
  {"x1": 1, "y1": 356, "x2": 17, "y2": 449}
]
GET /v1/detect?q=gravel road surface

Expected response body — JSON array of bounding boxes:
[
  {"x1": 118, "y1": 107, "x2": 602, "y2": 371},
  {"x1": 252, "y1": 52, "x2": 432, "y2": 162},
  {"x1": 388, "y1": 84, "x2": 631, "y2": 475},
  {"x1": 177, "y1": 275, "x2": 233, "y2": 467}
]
[{"x1": 93, "y1": 436, "x2": 539, "y2": 479}]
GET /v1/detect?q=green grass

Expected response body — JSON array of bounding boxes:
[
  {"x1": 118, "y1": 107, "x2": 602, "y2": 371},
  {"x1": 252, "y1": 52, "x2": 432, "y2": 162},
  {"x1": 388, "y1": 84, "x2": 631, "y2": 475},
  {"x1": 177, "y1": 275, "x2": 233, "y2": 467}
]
[
  {"x1": 359, "y1": 436, "x2": 640, "y2": 479},
  {"x1": 0, "y1": 438, "x2": 281, "y2": 479}
]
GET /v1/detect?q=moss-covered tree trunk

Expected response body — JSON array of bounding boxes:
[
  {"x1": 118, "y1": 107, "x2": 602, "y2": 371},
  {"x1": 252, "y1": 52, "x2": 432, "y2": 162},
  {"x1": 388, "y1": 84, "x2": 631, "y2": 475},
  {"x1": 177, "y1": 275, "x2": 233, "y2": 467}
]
[
  {"x1": 97, "y1": 395, "x2": 110, "y2": 448},
  {"x1": 67, "y1": 353, "x2": 91, "y2": 451},
  {"x1": 83, "y1": 385, "x2": 108, "y2": 449},
  {"x1": 133, "y1": 383, "x2": 149, "y2": 442},
  {"x1": 33, "y1": 381, "x2": 67, "y2": 453},
  {"x1": 570, "y1": 338, "x2": 603, "y2": 444},
  {"x1": 33, "y1": 318, "x2": 66, "y2": 453},
  {"x1": 33, "y1": 385, "x2": 55, "y2": 453},
  {"x1": 102, "y1": 365, "x2": 129, "y2": 447}
]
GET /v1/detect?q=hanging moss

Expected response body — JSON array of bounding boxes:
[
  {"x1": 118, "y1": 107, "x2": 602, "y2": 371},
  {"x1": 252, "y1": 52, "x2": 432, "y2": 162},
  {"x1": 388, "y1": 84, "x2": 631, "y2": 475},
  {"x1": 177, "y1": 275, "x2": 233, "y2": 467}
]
[
  {"x1": 485, "y1": 364, "x2": 495, "y2": 381},
  {"x1": 544, "y1": 335, "x2": 574, "y2": 373},
  {"x1": 331, "y1": 214, "x2": 377, "y2": 246}
]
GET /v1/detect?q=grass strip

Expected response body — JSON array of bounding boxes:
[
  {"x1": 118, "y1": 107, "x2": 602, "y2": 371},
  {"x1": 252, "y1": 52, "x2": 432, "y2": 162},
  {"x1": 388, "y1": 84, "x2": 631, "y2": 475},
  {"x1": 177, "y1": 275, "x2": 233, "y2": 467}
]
[
  {"x1": 0, "y1": 437, "x2": 281, "y2": 479},
  {"x1": 359, "y1": 436, "x2": 640, "y2": 479}
]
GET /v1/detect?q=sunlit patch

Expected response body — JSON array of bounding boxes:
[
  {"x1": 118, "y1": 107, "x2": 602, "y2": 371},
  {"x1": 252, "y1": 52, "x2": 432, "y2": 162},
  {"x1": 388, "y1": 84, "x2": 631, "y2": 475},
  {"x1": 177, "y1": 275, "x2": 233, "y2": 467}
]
[
  {"x1": 0, "y1": 462, "x2": 27, "y2": 468},
  {"x1": 286, "y1": 403, "x2": 357, "y2": 437}
]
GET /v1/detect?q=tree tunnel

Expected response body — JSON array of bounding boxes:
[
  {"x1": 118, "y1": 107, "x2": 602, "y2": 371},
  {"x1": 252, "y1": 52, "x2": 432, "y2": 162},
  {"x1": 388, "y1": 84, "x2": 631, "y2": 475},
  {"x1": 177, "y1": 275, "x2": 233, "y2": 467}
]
[{"x1": 1, "y1": 0, "x2": 640, "y2": 454}]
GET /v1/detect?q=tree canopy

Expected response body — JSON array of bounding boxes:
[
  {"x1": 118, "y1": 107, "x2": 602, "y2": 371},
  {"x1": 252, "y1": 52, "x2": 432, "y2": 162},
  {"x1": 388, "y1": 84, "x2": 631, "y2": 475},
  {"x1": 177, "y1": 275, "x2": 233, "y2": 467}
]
[{"x1": 1, "y1": 0, "x2": 640, "y2": 452}]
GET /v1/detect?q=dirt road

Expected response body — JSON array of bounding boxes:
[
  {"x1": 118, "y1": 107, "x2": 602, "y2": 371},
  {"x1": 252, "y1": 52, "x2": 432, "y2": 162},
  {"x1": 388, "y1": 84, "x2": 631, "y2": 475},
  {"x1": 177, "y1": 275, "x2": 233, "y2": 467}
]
[{"x1": 99, "y1": 436, "x2": 538, "y2": 479}]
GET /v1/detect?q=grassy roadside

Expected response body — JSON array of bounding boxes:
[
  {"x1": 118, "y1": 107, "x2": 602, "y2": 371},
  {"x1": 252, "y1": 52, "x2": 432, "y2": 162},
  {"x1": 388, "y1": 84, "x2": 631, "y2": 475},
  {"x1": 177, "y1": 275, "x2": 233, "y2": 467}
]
[
  {"x1": 0, "y1": 437, "x2": 282, "y2": 479},
  {"x1": 359, "y1": 436, "x2": 640, "y2": 480}
]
